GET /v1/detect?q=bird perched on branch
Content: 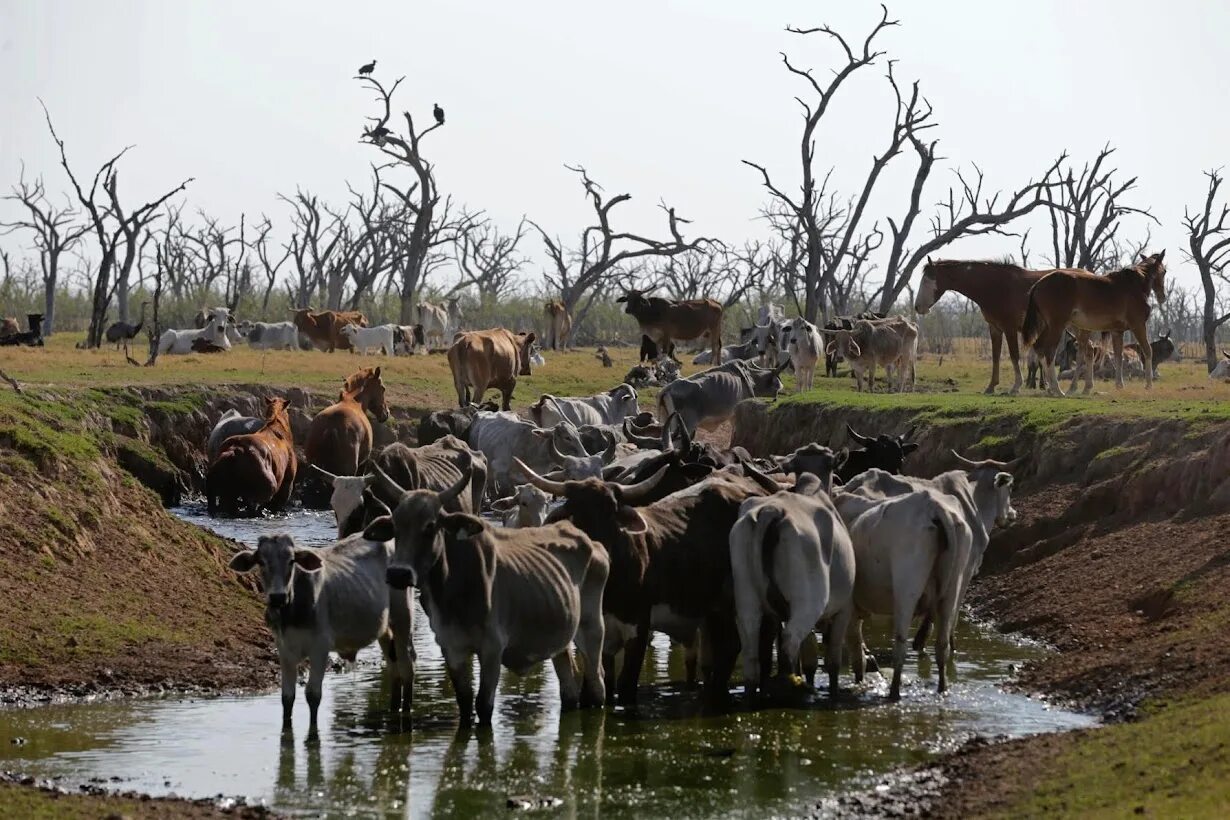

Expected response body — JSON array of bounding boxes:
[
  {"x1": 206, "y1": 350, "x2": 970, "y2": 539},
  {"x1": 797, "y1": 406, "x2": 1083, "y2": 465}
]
[
  {"x1": 358, "y1": 59, "x2": 377, "y2": 75},
  {"x1": 364, "y1": 125, "x2": 391, "y2": 145},
  {"x1": 433, "y1": 103, "x2": 445, "y2": 125}
]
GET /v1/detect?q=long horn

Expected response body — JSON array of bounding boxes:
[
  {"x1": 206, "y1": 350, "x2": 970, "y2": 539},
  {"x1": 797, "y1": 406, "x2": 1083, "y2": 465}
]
[
  {"x1": 438, "y1": 457, "x2": 472, "y2": 506},
  {"x1": 623, "y1": 418, "x2": 660, "y2": 449},
  {"x1": 602, "y1": 431, "x2": 618, "y2": 464},
  {"x1": 900, "y1": 425, "x2": 917, "y2": 442},
  {"x1": 549, "y1": 436, "x2": 568, "y2": 464},
  {"x1": 371, "y1": 462, "x2": 409, "y2": 499},
  {"x1": 670, "y1": 412, "x2": 692, "y2": 451},
  {"x1": 309, "y1": 463, "x2": 340, "y2": 482},
  {"x1": 742, "y1": 461, "x2": 785, "y2": 494},
  {"x1": 950, "y1": 449, "x2": 987, "y2": 470},
  {"x1": 615, "y1": 465, "x2": 669, "y2": 504},
  {"x1": 513, "y1": 457, "x2": 568, "y2": 496},
  {"x1": 847, "y1": 424, "x2": 874, "y2": 447}
]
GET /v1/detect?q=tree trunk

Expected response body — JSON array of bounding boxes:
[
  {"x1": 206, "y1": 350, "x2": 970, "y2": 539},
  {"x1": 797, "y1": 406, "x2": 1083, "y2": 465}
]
[
  {"x1": 1204, "y1": 315, "x2": 1217, "y2": 373},
  {"x1": 87, "y1": 255, "x2": 115, "y2": 348},
  {"x1": 42, "y1": 250, "x2": 58, "y2": 336}
]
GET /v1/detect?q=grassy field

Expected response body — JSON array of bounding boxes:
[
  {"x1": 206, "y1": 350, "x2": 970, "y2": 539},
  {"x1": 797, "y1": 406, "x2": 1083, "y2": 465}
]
[{"x1": 1, "y1": 335, "x2": 1226, "y2": 426}]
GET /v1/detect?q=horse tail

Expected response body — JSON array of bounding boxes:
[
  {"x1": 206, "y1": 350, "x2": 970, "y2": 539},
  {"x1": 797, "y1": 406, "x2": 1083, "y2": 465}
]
[{"x1": 1022, "y1": 280, "x2": 1047, "y2": 347}]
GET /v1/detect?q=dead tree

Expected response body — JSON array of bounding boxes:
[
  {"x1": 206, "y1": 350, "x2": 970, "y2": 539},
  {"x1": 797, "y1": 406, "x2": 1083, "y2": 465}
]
[
  {"x1": 252, "y1": 217, "x2": 290, "y2": 313},
  {"x1": 451, "y1": 218, "x2": 528, "y2": 306},
  {"x1": 1183, "y1": 169, "x2": 1230, "y2": 370},
  {"x1": 280, "y1": 190, "x2": 344, "y2": 309},
  {"x1": 1, "y1": 164, "x2": 90, "y2": 335},
  {"x1": 1043, "y1": 145, "x2": 1156, "y2": 270},
  {"x1": 531, "y1": 165, "x2": 715, "y2": 341},
  {"x1": 42, "y1": 104, "x2": 192, "y2": 347},
  {"x1": 185, "y1": 213, "x2": 249, "y2": 313}
]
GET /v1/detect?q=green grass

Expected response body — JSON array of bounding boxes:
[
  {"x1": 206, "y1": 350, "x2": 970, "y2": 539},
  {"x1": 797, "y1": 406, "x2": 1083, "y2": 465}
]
[{"x1": 999, "y1": 694, "x2": 1230, "y2": 818}]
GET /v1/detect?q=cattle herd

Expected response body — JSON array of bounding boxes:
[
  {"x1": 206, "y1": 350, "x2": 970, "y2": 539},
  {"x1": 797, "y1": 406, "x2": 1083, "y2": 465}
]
[{"x1": 199, "y1": 290, "x2": 1030, "y2": 738}]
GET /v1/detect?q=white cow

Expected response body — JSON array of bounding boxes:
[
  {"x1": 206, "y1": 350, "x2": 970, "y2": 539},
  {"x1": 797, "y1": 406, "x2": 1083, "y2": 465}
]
[
  {"x1": 530, "y1": 384, "x2": 640, "y2": 428},
  {"x1": 228, "y1": 532, "x2": 414, "y2": 734},
  {"x1": 835, "y1": 488, "x2": 973, "y2": 700},
  {"x1": 417, "y1": 302, "x2": 450, "y2": 347},
  {"x1": 340, "y1": 323, "x2": 397, "y2": 355},
  {"x1": 157, "y1": 307, "x2": 233, "y2": 355},
  {"x1": 787, "y1": 317, "x2": 824, "y2": 392},
  {"x1": 238, "y1": 320, "x2": 298, "y2": 351},
  {"x1": 729, "y1": 483, "x2": 856, "y2": 696},
  {"x1": 490, "y1": 483, "x2": 553, "y2": 528},
  {"x1": 1210, "y1": 350, "x2": 1230, "y2": 379}
]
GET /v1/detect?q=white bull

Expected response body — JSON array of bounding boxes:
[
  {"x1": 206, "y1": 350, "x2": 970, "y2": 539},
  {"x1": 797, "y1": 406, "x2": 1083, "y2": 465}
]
[
  {"x1": 157, "y1": 307, "x2": 233, "y2": 355},
  {"x1": 787, "y1": 317, "x2": 824, "y2": 392},
  {"x1": 239, "y1": 320, "x2": 298, "y2": 351},
  {"x1": 530, "y1": 384, "x2": 640, "y2": 428},
  {"x1": 340, "y1": 323, "x2": 397, "y2": 355},
  {"x1": 729, "y1": 483, "x2": 856, "y2": 696}
]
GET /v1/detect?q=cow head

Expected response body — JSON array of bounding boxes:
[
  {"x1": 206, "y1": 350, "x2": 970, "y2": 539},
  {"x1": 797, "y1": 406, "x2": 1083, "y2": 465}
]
[
  {"x1": 825, "y1": 330, "x2": 860, "y2": 361},
  {"x1": 607, "y1": 383, "x2": 639, "y2": 416},
  {"x1": 951, "y1": 450, "x2": 1021, "y2": 526},
  {"x1": 507, "y1": 483, "x2": 551, "y2": 527},
  {"x1": 529, "y1": 420, "x2": 589, "y2": 459},
  {"x1": 311, "y1": 464, "x2": 374, "y2": 533},
  {"x1": 775, "y1": 443, "x2": 845, "y2": 494},
  {"x1": 615, "y1": 289, "x2": 650, "y2": 317},
  {"x1": 1153, "y1": 330, "x2": 1176, "y2": 364},
  {"x1": 228, "y1": 534, "x2": 323, "y2": 611},
  {"x1": 342, "y1": 366, "x2": 390, "y2": 422},
  {"x1": 845, "y1": 424, "x2": 918, "y2": 472},
  {"x1": 514, "y1": 458, "x2": 668, "y2": 535},
  {"x1": 366, "y1": 461, "x2": 474, "y2": 589},
  {"x1": 517, "y1": 332, "x2": 538, "y2": 376},
  {"x1": 340, "y1": 324, "x2": 360, "y2": 343},
  {"x1": 746, "y1": 360, "x2": 789, "y2": 400}
]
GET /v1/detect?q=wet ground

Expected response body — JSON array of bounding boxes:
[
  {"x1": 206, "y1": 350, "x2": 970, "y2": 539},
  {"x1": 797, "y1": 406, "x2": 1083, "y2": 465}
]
[{"x1": 0, "y1": 506, "x2": 1094, "y2": 818}]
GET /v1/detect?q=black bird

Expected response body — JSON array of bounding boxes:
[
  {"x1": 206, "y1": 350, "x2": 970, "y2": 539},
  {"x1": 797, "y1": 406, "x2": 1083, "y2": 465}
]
[
  {"x1": 364, "y1": 125, "x2": 391, "y2": 143},
  {"x1": 104, "y1": 301, "x2": 149, "y2": 349},
  {"x1": 433, "y1": 103, "x2": 445, "y2": 125},
  {"x1": 358, "y1": 59, "x2": 377, "y2": 76}
]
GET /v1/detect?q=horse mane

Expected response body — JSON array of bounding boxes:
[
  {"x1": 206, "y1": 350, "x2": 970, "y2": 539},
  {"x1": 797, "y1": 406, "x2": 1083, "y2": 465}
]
[{"x1": 928, "y1": 258, "x2": 1025, "y2": 272}]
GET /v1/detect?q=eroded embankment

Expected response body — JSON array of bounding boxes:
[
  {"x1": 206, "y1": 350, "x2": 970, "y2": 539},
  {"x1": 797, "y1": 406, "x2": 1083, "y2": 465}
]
[
  {"x1": 734, "y1": 399, "x2": 1230, "y2": 817},
  {"x1": 0, "y1": 383, "x2": 424, "y2": 703}
]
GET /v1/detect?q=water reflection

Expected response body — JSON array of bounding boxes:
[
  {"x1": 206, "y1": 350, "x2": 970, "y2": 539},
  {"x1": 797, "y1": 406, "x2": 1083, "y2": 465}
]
[{"x1": 0, "y1": 506, "x2": 1095, "y2": 818}]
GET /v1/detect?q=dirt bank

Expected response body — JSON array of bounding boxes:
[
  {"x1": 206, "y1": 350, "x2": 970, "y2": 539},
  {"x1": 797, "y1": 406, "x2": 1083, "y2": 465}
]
[{"x1": 733, "y1": 399, "x2": 1230, "y2": 816}]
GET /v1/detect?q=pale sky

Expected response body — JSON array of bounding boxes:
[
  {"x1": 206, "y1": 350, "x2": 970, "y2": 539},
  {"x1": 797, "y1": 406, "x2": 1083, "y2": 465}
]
[{"x1": 1, "y1": 0, "x2": 1224, "y2": 293}]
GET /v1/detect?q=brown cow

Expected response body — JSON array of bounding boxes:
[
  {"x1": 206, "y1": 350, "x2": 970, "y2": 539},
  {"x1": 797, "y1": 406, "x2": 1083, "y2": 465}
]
[
  {"x1": 616, "y1": 289, "x2": 722, "y2": 365},
  {"x1": 543, "y1": 301, "x2": 572, "y2": 351},
  {"x1": 207, "y1": 397, "x2": 297, "y2": 514},
  {"x1": 289, "y1": 308, "x2": 368, "y2": 352},
  {"x1": 447, "y1": 328, "x2": 537, "y2": 411},
  {"x1": 304, "y1": 367, "x2": 391, "y2": 477}
]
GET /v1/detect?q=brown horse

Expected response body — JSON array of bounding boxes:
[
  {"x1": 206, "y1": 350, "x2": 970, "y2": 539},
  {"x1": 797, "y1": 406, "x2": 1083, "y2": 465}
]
[
  {"x1": 207, "y1": 397, "x2": 297, "y2": 515},
  {"x1": 1022, "y1": 251, "x2": 1167, "y2": 395},
  {"x1": 304, "y1": 366, "x2": 391, "y2": 476},
  {"x1": 915, "y1": 258, "x2": 1061, "y2": 395}
]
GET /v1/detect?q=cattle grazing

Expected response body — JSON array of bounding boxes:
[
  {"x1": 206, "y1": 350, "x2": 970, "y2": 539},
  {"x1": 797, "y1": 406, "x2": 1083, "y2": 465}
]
[
  {"x1": 518, "y1": 462, "x2": 774, "y2": 704},
  {"x1": 825, "y1": 316, "x2": 918, "y2": 393},
  {"x1": 490, "y1": 484, "x2": 553, "y2": 528},
  {"x1": 730, "y1": 487, "x2": 856, "y2": 696},
  {"x1": 228, "y1": 531, "x2": 413, "y2": 734},
  {"x1": 530, "y1": 384, "x2": 639, "y2": 428},
  {"x1": 104, "y1": 301, "x2": 149, "y2": 348},
  {"x1": 447, "y1": 328, "x2": 537, "y2": 410},
  {"x1": 837, "y1": 424, "x2": 918, "y2": 484},
  {"x1": 158, "y1": 307, "x2": 233, "y2": 355},
  {"x1": 304, "y1": 367, "x2": 390, "y2": 478},
  {"x1": 237, "y1": 320, "x2": 299, "y2": 351},
  {"x1": 787, "y1": 317, "x2": 824, "y2": 392},
  {"x1": 340, "y1": 322, "x2": 397, "y2": 355},
  {"x1": 365, "y1": 465, "x2": 608, "y2": 724},
  {"x1": 657, "y1": 359, "x2": 787, "y2": 435},
  {"x1": 289, "y1": 308, "x2": 367, "y2": 352},
  {"x1": 618, "y1": 289, "x2": 722, "y2": 365},
  {"x1": 207, "y1": 397, "x2": 298, "y2": 514},
  {"x1": 544, "y1": 301, "x2": 572, "y2": 350},
  {"x1": 1022, "y1": 251, "x2": 1167, "y2": 395},
  {"x1": 206, "y1": 408, "x2": 263, "y2": 463},
  {"x1": 1210, "y1": 350, "x2": 1230, "y2": 380}
]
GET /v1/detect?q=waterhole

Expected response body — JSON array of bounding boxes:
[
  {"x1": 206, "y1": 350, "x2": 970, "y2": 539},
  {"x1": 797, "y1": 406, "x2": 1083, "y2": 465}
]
[{"x1": 0, "y1": 506, "x2": 1093, "y2": 818}]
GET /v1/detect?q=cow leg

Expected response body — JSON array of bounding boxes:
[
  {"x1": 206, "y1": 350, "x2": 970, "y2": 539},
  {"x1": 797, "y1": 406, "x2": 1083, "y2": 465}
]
[
  {"x1": 279, "y1": 653, "x2": 298, "y2": 732},
  {"x1": 847, "y1": 617, "x2": 866, "y2": 684},
  {"x1": 552, "y1": 649, "x2": 581, "y2": 711},
  {"x1": 935, "y1": 604, "x2": 954, "y2": 695},
  {"x1": 702, "y1": 613, "x2": 739, "y2": 700},
  {"x1": 443, "y1": 646, "x2": 474, "y2": 724},
  {"x1": 575, "y1": 566, "x2": 607, "y2": 708},
  {"x1": 617, "y1": 622, "x2": 650, "y2": 705},
  {"x1": 306, "y1": 646, "x2": 328, "y2": 738},
  {"x1": 1005, "y1": 331, "x2": 1024, "y2": 396},
  {"x1": 500, "y1": 386, "x2": 513, "y2": 412},
  {"x1": 800, "y1": 631, "x2": 819, "y2": 687},
  {"x1": 985, "y1": 327, "x2": 1003, "y2": 394},
  {"x1": 912, "y1": 613, "x2": 933, "y2": 654},
  {"x1": 889, "y1": 570, "x2": 930, "y2": 702},
  {"x1": 476, "y1": 643, "x2": 503, "y2": 726},
  {"x1": 388, "y1": 590, "x2": 415, "y2": 713},
  {"x1": 825, "y1": 605, "x2": 853, "y2": 695},
  {"x1": 731, "y1": 541, "x2": 765, "y2": 698}
]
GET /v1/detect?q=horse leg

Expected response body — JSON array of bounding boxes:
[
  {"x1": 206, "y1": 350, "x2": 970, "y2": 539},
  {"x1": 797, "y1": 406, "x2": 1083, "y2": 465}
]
[
  {"x1": 1005, "y1": 330, "x2": 1024, "y2": 396},
  {"x1": 1130, "y1": 322, "x2": 1153, "y2": 389},
  {"x1": 985, "y1": 327, "x2": 1002, "y2": 394},
  {"x1": 1111, "y1": 332, "x2": 1125, "y2": 390}
]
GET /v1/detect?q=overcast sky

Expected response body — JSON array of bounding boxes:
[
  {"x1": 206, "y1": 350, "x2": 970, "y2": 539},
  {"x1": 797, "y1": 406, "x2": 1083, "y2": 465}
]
[{"x1": 1, "y1": 0, "x2": 1224, "y2": 292}]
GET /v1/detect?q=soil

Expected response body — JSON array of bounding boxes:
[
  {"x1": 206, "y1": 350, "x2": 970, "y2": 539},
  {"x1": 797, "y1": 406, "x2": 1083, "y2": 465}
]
[{"x1": 0, "y1": 773, "x2": 282, "y2": 818}]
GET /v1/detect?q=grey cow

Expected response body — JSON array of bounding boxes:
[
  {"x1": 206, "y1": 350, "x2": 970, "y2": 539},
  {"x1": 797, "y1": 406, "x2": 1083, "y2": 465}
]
[
  {"x1": 207, "y1": 408, "x2": 263, "y2": 463},
  {"x1": 656, "y1": 359, "x2": 787, "y2": 435}
]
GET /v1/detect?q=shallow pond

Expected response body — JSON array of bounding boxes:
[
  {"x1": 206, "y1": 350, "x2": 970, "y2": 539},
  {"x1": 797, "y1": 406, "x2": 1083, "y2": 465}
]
[{"x1": 0, "y1": 506, "x2": 1093, "y2": 818}]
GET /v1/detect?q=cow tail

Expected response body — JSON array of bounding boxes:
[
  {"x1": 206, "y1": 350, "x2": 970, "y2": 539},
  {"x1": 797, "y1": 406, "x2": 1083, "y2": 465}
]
[
  {"x1": 749, "y1": 507, "x2": 784, "y2": 612},
  {"x1": 1021, "y1": 281, "x2": 1046, "y2": 347}
]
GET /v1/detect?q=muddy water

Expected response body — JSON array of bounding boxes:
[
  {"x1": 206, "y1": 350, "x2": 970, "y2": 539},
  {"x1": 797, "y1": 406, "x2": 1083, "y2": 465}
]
[{"x1": 0, "y1": 507, "x2": 1093, "y2": 818}]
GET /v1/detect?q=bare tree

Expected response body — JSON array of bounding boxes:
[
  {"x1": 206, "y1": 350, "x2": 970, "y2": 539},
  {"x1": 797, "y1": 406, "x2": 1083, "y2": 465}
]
[
  {"x1": 280, "y1": 189, "x2": 344, "y2": 309},
  {"x1": 1, "y1": 164, "x2": 90, "y2": 335},
  {"x1": 42, "y1": 103, "x2": 192, "y2": 346},
  {"x1": 531, "y1": 165, "x2": 715, "y2": 340},
  {"x1": 251, "y1": 216, "x2": 290, "y2": 313},
  {"x1": 1183, "y1": 169, "x2": 1230, "y2": 370},
  {"x1": 1043, "y1": 145, "x2": 1156, "y2": 270},
  {"x1": 451, "y1": 218, "x2": 528, "y2": 306},
  {"x1": 185, "y1": 213, "x2": 249, "y2": 312}
]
